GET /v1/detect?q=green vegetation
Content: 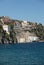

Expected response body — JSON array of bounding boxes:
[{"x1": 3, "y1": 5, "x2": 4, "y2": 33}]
[
  {"x1": 31, "y1": 23, "x2": 44, "y2": 40},
  {"x1": 1, "y1": 29, "x2": 17, "y2": 43},
  {"x1": 10, "y1": 29, "x2": 17, "y2": 43},
  {"x1": 0, "y1": 16, "x2": 44, "y2": 43}
]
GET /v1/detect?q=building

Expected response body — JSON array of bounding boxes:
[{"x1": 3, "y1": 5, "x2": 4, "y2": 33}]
[
  {"x1": 13, "y1": 21, "x2": 22, "y2": 30},
  {"x1": 22, "y1": 20, "x2": 29, "y2": 28},
  {"x1": 2, "y1": 25, "x2": 10, "y2": 34},
  {"x1": 27, "y1": 36, "x2": 39, "y2": 42},
  {"x1": 21, "y1": 21, "x2": 34, "y2": 31}
]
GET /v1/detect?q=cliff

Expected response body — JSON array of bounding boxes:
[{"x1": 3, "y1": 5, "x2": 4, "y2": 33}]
[{"x1": 0, "y1": 16, "x2": 44, "y2": 43}]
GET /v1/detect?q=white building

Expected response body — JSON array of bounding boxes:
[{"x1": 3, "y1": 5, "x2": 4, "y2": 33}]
[
  {"x1": 27, "y1": 36, "x2": 39, "y2": 42},
  {"x1": 2, "y1": 25, "x2": 10, "y2": 34},
  {"x1": 22, "y1": 20, "x2": 29, "y2": 28}
]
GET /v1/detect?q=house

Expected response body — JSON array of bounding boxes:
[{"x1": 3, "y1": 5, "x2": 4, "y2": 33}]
[
  {"x1": 22, "y1": 20, "x2": 29, "y2": 28},
  {"x1": 21, "y1": 21, "x2": 34, "y2": 31},
  {"x1": 27, "y1": 36, "x2": 39, "y2": 42},
  {"x1": 2, "y1": 25, "x2": 10, "y2": 34},
  {"x1": 13, "y1": 21, "x2": 22, "y2": 30}
]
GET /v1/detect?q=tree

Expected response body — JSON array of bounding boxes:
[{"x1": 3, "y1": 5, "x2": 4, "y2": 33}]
[
  {"x1": 10, "y1": 29, "x2": 17, "y2": 43},
  {"x1": 35, "y1": 23, "x2": 44, "y2": 40}
]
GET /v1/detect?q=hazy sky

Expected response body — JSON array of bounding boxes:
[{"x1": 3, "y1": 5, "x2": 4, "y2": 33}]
[{"x1": 0, "y1": 0, "x2": 44, "y2": 24}]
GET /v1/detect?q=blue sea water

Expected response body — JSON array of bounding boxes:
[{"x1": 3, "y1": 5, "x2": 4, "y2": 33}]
[{"x1": 0, "y1": 42, "x2": 44, "y2": 65}]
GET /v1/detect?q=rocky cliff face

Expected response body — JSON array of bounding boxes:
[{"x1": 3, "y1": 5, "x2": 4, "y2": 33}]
[
  {"x1": 0, "y1": 16, "x2": 44, "y2": 43},
  {"x1": 0, "y1": 16, "x2": 13, "y2": 24}
]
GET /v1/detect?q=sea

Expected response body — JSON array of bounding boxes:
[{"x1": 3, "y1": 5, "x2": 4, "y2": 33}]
[{"x1": 0, "y1": 42, "x2": 44, "y2": 65}]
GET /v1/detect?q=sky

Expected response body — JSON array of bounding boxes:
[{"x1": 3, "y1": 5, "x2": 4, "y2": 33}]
[{"x1": 0, "y1": 0, "x2": 44, "y2": 24}]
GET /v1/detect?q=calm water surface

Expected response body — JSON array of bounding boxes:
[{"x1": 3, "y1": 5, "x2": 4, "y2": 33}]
[{"x1": 0, "y1": 42, "x2": 44, "y2": 65}]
